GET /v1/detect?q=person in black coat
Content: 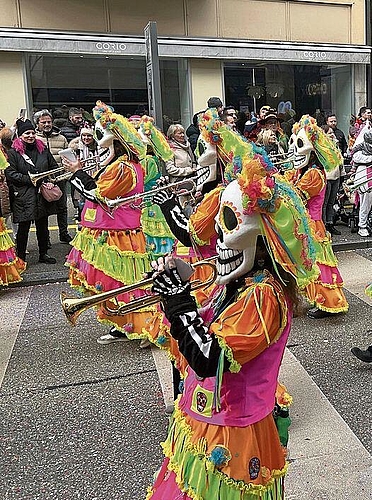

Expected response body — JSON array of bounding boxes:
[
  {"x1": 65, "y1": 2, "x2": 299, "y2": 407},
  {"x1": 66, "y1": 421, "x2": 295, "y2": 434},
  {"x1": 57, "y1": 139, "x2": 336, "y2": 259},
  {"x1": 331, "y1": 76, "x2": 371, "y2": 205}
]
[
  {"x1": 185, "y1": 111, "x2": 203, "y2": 156},
  {"x1": 60, "y1": 108, "x2": 84, "y2": 143},
  {"x1": 5, "y1": 119, "x2": 59, "y2": 264}
]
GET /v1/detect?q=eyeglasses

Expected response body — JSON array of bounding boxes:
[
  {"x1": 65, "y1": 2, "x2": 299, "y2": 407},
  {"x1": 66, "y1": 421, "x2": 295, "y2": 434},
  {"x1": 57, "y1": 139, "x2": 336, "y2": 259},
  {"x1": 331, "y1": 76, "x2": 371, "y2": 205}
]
[{"x1": 227, "y1": 113, "x2": 237, "y2": 117}]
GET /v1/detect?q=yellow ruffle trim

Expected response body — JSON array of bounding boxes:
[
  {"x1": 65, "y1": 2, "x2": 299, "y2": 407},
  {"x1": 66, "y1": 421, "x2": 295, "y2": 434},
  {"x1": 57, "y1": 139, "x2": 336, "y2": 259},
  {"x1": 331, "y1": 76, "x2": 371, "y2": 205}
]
[
  {"x1": 70, "y1": 229, "x2": 151, "y2": 283},
  {"x1": 147, "y1": 403, "x2": 288, "y2": 500}
]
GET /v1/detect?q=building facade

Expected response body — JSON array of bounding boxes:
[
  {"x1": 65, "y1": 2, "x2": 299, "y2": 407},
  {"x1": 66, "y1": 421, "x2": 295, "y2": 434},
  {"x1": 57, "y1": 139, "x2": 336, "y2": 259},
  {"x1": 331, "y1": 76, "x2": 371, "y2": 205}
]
[{"x1": 0, "y1": 0, "x2": 370, "y2": 135}]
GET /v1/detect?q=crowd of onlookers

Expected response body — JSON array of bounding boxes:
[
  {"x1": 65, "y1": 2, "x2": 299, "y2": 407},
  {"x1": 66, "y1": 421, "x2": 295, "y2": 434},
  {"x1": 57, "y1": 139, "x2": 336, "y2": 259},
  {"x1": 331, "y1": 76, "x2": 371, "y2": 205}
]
[{"x1": 0, "y1": 99, "x2": 371, "y2": 266}]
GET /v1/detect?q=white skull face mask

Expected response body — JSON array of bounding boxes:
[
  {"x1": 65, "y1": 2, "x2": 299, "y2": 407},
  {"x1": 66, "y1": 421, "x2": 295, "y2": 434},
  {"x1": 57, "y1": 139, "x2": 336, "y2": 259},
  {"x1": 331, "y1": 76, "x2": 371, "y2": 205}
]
[
  {"x1": 195, "y1": 136, "x2": 218, "y2": 193},
  {"x1": 94, "y1": 121, "x2": 115, "y2": 148},
  {"x1": 215, "y1": 181, "x2": 261, "y2": 285},
  {"x1": 288, "y1": 128, "x2": 314, "y2": 169}
]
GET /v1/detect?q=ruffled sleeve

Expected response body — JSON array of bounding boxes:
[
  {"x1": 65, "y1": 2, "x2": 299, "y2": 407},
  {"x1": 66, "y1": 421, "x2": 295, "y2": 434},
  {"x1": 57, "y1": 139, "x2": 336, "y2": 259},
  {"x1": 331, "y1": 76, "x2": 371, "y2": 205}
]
[
  {"x1": 95, "y1": 156, "x2": 138, "y2": 200},
  {"x1": 189, "y1": 186, "x2": 223, "y2": 245},
  {"x1": 295, "y1": 168, "x2": 325, "y2": 200},
  {"x1": 210, "y1": 275, "x2": 288, "y2": 370}
]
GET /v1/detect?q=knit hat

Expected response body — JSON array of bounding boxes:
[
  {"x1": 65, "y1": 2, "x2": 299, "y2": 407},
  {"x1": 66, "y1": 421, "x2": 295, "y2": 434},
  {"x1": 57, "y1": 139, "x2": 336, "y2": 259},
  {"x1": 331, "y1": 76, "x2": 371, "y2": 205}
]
[
  {"x1": 16, "y1": 119, "x2": 35, "y2": 136},
  {"x1": 128, "y1": 115, "x2": 141, "y2": 122},
  {"x1": 80, "y1": 127, "x2": 94, "y2": 136}
]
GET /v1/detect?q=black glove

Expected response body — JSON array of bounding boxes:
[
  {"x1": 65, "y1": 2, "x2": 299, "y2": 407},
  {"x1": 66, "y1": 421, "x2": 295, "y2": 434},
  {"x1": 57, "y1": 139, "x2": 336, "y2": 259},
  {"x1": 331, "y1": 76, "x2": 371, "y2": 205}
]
[{"x1": 152, "y1": 267, "x2": 191, "y2": 297}]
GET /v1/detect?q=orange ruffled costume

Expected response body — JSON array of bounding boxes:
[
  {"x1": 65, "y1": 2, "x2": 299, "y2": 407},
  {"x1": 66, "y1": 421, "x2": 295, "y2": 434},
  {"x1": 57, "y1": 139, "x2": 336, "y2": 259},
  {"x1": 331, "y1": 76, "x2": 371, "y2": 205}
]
[{"x1": 288, "y1": 166, "x2": 348, "y2": 313}]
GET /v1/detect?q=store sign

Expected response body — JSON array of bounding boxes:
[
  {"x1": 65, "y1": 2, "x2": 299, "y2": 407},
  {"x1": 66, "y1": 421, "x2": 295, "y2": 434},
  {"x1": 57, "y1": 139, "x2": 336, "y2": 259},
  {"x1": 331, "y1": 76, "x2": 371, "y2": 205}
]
[
  {"x1": 302, "y1": 51, "x2": 327, "y2": 60},
  {"x1": 306, "y1": 83, "x2": 328, "y2": 96},
  {"x1": 95, "y1": 42, "x2": 127, "y2": 52}
]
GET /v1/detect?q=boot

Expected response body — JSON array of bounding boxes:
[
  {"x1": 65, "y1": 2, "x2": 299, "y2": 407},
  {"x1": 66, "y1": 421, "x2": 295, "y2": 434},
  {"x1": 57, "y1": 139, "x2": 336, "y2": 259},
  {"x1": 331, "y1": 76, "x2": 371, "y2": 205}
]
[{"x1": 351, "y1": 346, "x2": 372, "y2": 363}]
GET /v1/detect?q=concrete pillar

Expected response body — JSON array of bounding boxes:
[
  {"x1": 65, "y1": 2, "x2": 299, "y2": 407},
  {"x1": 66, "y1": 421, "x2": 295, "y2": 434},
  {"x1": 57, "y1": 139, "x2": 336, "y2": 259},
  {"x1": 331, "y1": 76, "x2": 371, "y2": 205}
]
[
  {"x1": 0, "y1": 52, "x2": 26, "y2": 126},
  {"x1": 189, "y1": 59, "x2": 224, "y2": 114}
]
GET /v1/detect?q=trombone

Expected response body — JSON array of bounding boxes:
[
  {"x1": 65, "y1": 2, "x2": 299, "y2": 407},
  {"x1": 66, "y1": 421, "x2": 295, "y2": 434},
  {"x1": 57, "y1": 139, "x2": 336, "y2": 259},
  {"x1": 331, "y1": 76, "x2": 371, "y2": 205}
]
[
  {"x1": 105, "y1": 177, "x2": 197, "y2": 210},
  {"x1": 60, "y1": 258, "x2": 217, "y2": 326},
  {"x1": 28, "y1": 156, "x2": 101, "y2": 186}
]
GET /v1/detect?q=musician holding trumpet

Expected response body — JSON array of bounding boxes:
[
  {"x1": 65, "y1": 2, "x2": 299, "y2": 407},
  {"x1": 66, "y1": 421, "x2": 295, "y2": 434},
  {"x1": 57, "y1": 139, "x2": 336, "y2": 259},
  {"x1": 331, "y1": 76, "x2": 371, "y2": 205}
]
[{"x1": 5, "y1": 119, "x2": 59, "y2": 264}]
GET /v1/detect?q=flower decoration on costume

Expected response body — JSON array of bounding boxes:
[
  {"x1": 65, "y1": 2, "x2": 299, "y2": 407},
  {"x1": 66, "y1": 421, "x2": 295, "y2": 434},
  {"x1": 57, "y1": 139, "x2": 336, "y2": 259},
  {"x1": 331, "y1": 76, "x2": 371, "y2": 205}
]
[
  {"x1": 95, "y1": 281, "x2": 103, "y2": 291},
  {"x1": 238, "y1": 157, "x2": 278, "y2": 215},
  {"x1": 123, "y1": 323, "x2": 134, "y2": 333},
  {"x1": 208, "y1": 445, "x2": 232, "y2": 468},
  {"x1": 292, "y1": 115, "x2": 342, "y2": 172}
]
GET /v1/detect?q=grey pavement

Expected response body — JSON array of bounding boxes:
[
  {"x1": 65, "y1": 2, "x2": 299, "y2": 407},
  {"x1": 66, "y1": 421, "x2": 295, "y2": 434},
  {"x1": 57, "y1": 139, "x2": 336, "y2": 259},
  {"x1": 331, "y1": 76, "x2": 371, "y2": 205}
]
[{"x1": 2, "y1": 215, "x2": 372, "y2": 498}]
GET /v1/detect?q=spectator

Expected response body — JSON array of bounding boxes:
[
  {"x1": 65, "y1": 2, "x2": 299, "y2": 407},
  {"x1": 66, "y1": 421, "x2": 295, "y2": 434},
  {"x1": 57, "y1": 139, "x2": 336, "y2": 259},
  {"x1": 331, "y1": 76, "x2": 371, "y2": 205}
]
[
  {"x1": 207, "y1": 96, "x2": 223, "y2": 115},
  {"x1": 221, "y1": 106, "x2": 239, "y2": 133},
  {"x1": 349, "y1": 106, "x2": 371, "y2": 150},
  {"x1": 244, "y1": 104, "x2": 271, "y2": 142},
  {"x1": 326, "y1": 113, "x2": 348, "y2": 155},
  {"x1": 186, "y1": 111, "x2": 203, "y2": 154},
  {"x1": 350, "y1": 127, "x2": 372, "y2": 237},
  {"x1": 60, "y1": 107, "x2": 84, "y2": 143},
  {"x1": 34, "y1": 109, "x2": 72, "y2": 244},
  {"x1": 321, "y1": 124, "x2": 345, "y2": 236},
  {"x1": 256, "y1": 129, "x2": 279, "y2": 155},
  {"x1": 261, "y1": 109, "x2": 288, "y2": 152},
  {"x1": 69, "y1": 127, "x2": 107, "y2": 220},
  {"x1": 5, "y1": 119, "x2": 59, "y2": 264},
  {"x1": 165, "y1": 124, "x2": 196, "y2": 209}
]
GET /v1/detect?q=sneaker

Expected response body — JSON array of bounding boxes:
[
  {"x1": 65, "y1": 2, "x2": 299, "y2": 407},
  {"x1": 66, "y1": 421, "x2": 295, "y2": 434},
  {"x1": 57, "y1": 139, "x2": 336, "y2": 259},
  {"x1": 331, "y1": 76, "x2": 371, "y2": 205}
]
[
  {"x1": 351, "y1": 346, "x2": 372, "y2": 363},
  {"x1": 97, "y1": 327, "x2": 130, "y2": 345},
  {"x1": 306, "y1": 307, "x2": 332, "y2": 319},
  {"x1": 60, "y1": 234, "x2": 73, "y2": 244},
  {"x1": 39, "y1": 254, "x2": 57, "y2": 264},
  {"x1": 358, "y1": 228, "x2": 369, "y2": 237},
  {"x1": 139, "y1": 339, "x2": 151, "y2": 349}
]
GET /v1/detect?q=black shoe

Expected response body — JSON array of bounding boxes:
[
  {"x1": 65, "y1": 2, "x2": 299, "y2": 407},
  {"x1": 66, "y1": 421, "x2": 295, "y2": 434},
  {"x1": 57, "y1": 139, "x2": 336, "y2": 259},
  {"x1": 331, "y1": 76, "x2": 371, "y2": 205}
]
[
  {"x1": 59, "y1": 234, "x2": 73, "y2": 244},
  {"x1": 351, "y1": 347, "x2": 372, "y2": 363},
  {"x1": 307, "y1": 307, "x2": 332, "y2": 319},
  {"x1": 39, "y1": 254, "x2": 57, "y2": 264},
  {"x1": 326, "y1": 224, "x2": 341, "y2": 236}
]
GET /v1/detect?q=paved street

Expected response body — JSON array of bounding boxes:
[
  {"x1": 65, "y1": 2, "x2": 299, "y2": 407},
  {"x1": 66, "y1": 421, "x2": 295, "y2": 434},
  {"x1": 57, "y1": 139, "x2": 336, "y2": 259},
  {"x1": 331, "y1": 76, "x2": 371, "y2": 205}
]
[{"x1": 1, "y1": 217, "x2": 372, "y2": 499}]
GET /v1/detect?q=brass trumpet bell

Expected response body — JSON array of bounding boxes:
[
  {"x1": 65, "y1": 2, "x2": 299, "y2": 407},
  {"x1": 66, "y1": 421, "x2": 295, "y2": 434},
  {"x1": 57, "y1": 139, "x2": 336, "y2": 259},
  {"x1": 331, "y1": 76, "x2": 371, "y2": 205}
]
[{"x1": 60, "y1": 258, "x2": 217, "y2": 326}]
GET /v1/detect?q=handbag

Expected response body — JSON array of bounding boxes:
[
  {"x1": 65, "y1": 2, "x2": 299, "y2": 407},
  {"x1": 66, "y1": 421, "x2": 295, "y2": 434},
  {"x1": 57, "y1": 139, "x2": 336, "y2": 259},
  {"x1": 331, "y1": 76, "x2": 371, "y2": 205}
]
[{"x1": 40, "y1": 182, "x2": 63, "y2": 202}]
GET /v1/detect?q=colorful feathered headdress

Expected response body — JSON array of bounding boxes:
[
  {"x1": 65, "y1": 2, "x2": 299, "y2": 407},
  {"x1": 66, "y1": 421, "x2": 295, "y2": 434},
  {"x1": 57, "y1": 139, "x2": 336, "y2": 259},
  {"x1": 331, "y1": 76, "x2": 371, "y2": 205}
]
[
  {"x1": 198, "y1": 108, "x2": 320, "y2": 288},
  {"x1": 139, "y1": 116, "x2": 174, "y2": 161},
  {"x1": 292, "y1": 115, "x2": 342, "y2": 172},
  {"x1": 93, "y1": 101, "x2": 146, "y2": 159}
]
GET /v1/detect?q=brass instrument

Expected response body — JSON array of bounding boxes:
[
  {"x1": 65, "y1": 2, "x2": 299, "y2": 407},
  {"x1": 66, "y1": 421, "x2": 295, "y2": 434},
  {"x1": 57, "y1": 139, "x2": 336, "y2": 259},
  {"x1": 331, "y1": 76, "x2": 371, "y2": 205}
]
[
  {"x1": 61, "y1": 258, "x2": 217, "y2": 326},
  {"x1": 28, "y1": 156, "x2": 101, "y2": 186},
  {"x1": 105, "y1": 177, "x2": 197, "y2": 210}
]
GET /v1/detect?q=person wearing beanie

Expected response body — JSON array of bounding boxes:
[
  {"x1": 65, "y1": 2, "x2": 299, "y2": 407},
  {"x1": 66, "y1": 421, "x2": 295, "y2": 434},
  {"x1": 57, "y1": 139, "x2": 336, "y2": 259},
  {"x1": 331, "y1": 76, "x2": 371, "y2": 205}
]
[
  {"x1": 34, "y1": 109, "x2": 72, "y2": 244},
  {"x1": 4, "y1": 118, "x2": 59, "y2": 264}
]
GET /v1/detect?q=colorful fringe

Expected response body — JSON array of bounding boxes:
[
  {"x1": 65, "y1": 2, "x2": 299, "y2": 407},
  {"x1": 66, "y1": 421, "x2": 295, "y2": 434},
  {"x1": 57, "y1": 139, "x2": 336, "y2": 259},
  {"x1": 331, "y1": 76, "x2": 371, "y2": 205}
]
[
  {"x1": 147, "y1": 404, "x2": 287, "y2": 500},
  {"x1": 0, "y1": 218, "x2": 25, "y2": 285}
]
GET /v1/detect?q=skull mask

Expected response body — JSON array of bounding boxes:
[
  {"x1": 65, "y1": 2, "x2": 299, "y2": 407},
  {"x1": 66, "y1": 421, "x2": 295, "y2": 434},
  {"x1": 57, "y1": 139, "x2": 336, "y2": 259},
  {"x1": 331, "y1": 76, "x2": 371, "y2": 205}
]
[
  {"x1": 94, "y1": 120, "x2": 115, "y2": 149},
  {"x1": 215, "y1": 180, "x2": 261, "y2": 285},
  {"x1": 288, "y1": 128, "x2": 314, "y2": 169},
  {"x1": 195, "y1": 136, "x2": 218, "y2": 194}
]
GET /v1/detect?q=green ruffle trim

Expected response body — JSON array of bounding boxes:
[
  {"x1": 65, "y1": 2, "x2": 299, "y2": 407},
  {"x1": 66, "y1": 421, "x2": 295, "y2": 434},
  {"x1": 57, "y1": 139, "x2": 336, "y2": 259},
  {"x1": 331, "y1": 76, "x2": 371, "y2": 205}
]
[
  {"x1": 216, "y1": 336, "x2": 241, "y2": 373},
  {"x1": 71, "y1": 229, "x2": 151, "y2": 283},
  {"x1": 150, "y1": 403, "x2": 287, "y2": 500},
  {"x1": 0, "y1": 231, "x2": 16, "y2": 252},
  {"x1": 315, "y1": 239, "x2": 338, "y2": 267}
]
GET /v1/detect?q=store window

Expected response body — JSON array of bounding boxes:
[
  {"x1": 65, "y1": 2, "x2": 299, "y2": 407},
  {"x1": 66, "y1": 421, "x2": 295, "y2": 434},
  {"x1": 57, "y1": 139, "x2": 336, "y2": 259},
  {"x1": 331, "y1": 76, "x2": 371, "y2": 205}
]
[
  {"x1": 27, "y1": 54, "x2": 189, "y2": 131},
  {"x1": 224, "y1": 62, "x2": 352, "y2": 137}
]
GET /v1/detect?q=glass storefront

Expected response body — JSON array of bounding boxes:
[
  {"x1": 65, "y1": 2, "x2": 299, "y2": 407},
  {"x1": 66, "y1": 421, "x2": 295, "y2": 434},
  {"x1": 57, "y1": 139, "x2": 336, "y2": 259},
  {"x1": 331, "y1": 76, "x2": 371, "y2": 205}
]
[
  {"x1": 224, "y1": 62, "x2": 352, "y2": 137},
  {"x1": 28, "y1": 54, "x2": 189, "y2": 131}
]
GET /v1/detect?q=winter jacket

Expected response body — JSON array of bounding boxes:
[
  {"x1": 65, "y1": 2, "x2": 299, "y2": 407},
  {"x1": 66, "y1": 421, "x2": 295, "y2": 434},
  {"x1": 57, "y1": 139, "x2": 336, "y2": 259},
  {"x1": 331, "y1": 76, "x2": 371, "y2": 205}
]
[
  {"x1": 185, "y1": 124, "x2": 199, "y2": 155},
  {"x1": 60, "y1": 120, "x2": 81, "y2": 143},
  {"x1": 5, "y1": 139, "x2": 59, "y2": 223},
  {"x1": 164, "y1": 140, "x2": 196, "y2": 183},
  {"x1": 35, "y1": 127, "x2": 68, "y2": 167}
]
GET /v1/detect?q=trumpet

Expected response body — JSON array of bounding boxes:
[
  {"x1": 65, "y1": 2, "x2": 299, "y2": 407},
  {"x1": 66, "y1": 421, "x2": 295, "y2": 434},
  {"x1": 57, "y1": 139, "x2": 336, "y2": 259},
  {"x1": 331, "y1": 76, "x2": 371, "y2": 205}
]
[
  {"x1": 105, "y1": 177, "x2": 197, "y2": 210},
  {"x1": 60, "y1": 258, "x2": 217, "y2": 326},
  {"x1": 28, "y1": 156, "x2": 101, "y2": 186}
]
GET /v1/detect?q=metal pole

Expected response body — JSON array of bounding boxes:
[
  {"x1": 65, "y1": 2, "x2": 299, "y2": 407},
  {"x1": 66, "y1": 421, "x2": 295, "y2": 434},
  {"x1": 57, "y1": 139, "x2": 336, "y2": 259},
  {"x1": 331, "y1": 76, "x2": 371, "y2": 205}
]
[{"x1": 144, "y1": 21, "x2": 163, "y2": 129}]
